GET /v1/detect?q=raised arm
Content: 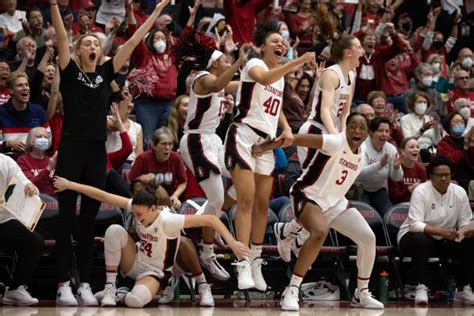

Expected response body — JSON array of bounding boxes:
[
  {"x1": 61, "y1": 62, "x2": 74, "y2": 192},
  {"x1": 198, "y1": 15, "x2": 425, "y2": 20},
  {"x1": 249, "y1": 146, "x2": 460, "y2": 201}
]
[
  {"x1": 113, "y1": 0, "x2": 171, "y2": 73},
  {"x1": 49, "y1": 0, "x2": 71, "y2": 70},
  {"x1": 248, "y1": 52, "x2": 315, "y2": 86},
  {"x1": 53, "y1": 176, "x2": 130, "y2": 209}
]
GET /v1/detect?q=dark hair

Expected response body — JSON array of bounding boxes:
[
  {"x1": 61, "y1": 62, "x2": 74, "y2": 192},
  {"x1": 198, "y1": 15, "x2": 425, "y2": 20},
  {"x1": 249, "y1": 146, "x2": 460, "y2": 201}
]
[
  {"x1": 346, "y1": 112, "x2": 369, "y2": 127},
  {"x1": 427, "y1": 156, "x2": 452, "y2": 176},
  {"x1": 173, "y1": 31, "x2": 215, "y2": 73},
  {"x1": 130, "y1": 179, "x2": 171, "y2": 207},
  {"x1": 442, "y1": 112, "x2": 467, "y2": 134},
  {"x1": 144, "y1": 28, "x2": 168, "y2": 53},
  {"x1": 26, "y1": 7, "x2": 41, "y2": 21},
  {"x1": 254, "y1": 21, "x2": 280, "y2": 47},
  {"x1": 295, "y1": 73, "x2": 314, "y2": 104},
  {"x1": 400, "y1": 137, "x2": 418, "y2": 149},
  {"x1": 330, "y1": 35, "x2": 356, "y2": 62},
  {"x1": 369, "y1": 117, "x2": 391, "y2": 132}
]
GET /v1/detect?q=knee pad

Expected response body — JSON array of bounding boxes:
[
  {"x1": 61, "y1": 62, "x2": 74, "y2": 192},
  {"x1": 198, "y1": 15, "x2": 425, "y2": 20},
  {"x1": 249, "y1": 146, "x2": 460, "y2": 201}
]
[
  {"x1": 104, "y1": 224, "x2": 128, "y2": 252},
  {"x1": 124, "y1": 284, "x2": 152, "y2": 308}
]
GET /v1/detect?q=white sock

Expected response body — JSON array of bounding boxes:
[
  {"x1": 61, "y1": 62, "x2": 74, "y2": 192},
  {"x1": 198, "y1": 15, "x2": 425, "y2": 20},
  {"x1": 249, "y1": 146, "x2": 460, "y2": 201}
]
[
  {"x1": 250, "y1": 244, "x2": 263, "y2": 259},
  {"x1": 357, "y1": 277, "x2": 370, "y2": 292},
  {"x1": 106, "y1": 269, "x2": 117, "y2": 286},
  {"x1": 195, "y1": 273, "x2": 207, "y2": 285},
  {"x1": 124, "y1": 284, "x2": 152, "y2": 308},
  {"x1": 289, "y1": 274, "x2": 303, "y2": 288}
]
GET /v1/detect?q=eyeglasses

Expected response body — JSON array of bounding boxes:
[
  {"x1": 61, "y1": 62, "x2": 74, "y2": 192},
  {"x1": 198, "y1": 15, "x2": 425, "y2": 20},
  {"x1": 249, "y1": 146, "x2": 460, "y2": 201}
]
[{"x1": 431, "y1": 173, "x2": 451, "y2": 179}]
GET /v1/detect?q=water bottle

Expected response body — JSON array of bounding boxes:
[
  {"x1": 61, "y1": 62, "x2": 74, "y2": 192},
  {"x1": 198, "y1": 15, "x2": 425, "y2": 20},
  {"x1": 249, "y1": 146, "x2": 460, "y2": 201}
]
[
  {"x1": 378, "y1": 271, "x2": 389, "y2": 302},
  {"x1": 447, "y1": 278, "x2": 456, "y2": 304}
]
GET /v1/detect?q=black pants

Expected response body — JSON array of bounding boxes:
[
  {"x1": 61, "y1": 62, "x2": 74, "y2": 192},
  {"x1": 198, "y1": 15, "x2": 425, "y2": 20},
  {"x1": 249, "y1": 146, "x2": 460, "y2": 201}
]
[
  {"x1": 55, "y1": 138, "x2": 106, "y2": 283},
  {"x1": 399, "y1": 232, "x2": 474, "y2": 288},
  {"x1": 0, "y1": 220, "x2": 44, "y2": 288}
]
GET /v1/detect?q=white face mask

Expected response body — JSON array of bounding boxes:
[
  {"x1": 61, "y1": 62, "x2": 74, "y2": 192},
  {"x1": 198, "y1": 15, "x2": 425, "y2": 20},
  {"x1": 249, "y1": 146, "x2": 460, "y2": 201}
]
[
  {"x1": 414, "y1": 102, "x2": 427, "y2": 115},
  {"x1": 153, "y1": 40, "x2": 166, "y2": 54},
  {"x1": 421, "y1": 76, "x2": 433, "y2": 87},
  {"x1": 432, "y1": 62, "x2": 441, "y2": 73},
  {"x1": 462, "y1": 57, "x2": 473, "y2": 69},
  {"x1": 33, "y1": 137, "x2": 50, "y2": 151},
  {"x1": 459, "y1": 107, "x2": 471, "y2": 120}
]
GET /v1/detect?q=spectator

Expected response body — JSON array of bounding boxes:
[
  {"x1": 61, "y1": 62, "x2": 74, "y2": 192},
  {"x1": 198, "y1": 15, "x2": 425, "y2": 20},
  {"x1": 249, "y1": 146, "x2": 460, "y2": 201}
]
[
  {"x1": 129, "y1": 127, "x2": 187, "y2": 210},
  {"x1": 14, "y1": 7, "x2": 46, "y2": 48},
  {"x1": 388, "y1": 137, "x2": 427, "y2": 204},
  {"x1": 426, "y1": 53, "x2": 450, "y2": 94},
  {"x1": 403, "y1": 63, "x2": 444, "y2": 116},
  {"x1": 71, "y1": 2, "x2": 103, "y2": 37},
  {"x1": 437, "y1": 112, "x2": 474, "y2": 193},
  {"x1": 95, "y1": 0, "x2": 126, "y2": 27},
  {"x1": 16, "y1": 127, "x2": 56, "y2": 196},
  {"x1": 446, "y1": 69, "x2": 474, "y2": 114},
  {"x1": 287, "y1": 0, "x2": 313, "y2": 51},
  {"x1": 0, "y1": 71, "x2": 49, "y2": 156},
  {"x1": 397, "y1": 156, "x2": 474, "y2": 305},
  {"x1": 0, "y1": 0, "x2": 26, "y2": 35},
  {"x1": 30, "y1": 43, "x2": 55, "y2": 110},
  {"x1": 355, "y1": 103, "x2": 375, "y2": 124},
  {"x1": 0, "y1": 154, "x2": 44, "y2": 306},
  {"x1": 12, "y1": 36, "x2": 37, "y2": 80},
  {"x1": 106, "y1": 86, "x2": 143, "y2": 169},
  {"x1": 367, "y1": 90, "x2": 403, "y2": 146},
  {"x1": 127, "y1": 8, "x2": 178, "y2": 144},
  {"x1": 357, "y1": 117, "x2": 403, "y2": 216},
  {"x1": 283, "y1": 72, "x2": 307, "y2": 135},
  {"x1": 453, "y1": 98, "x2": 473, "y2": 134},
  {"x1": 167, "y1": 94, "x2": 189, "y2": 148},
  {"x1": 400, "y1": 91, "x2": 441, "y2": 162},
  {"x1": 0, "y1": 59, "x2": 11, "y2": 104},
  {"x1": 451, "y1": 47, "x2": 473, "y2": 76}
]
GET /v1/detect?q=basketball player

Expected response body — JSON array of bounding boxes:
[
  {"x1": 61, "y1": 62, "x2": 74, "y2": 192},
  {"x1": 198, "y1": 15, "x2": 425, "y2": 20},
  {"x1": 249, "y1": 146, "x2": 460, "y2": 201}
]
[
  {"x1": 252, "y1": 113, "x2": 383, "y2": 311},
  {"x1": 53, "y1": 176, "x2": 250, "y2": 308}
]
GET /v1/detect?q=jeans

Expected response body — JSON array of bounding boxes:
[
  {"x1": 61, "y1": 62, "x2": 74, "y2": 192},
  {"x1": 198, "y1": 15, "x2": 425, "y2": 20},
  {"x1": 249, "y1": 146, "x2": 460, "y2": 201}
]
[
  {"x1": 135, "y1": 97, "x2": 173, "y2": 146},
  {"x1": 360, "y1": 187, "x2": 392, "y2": 217}
]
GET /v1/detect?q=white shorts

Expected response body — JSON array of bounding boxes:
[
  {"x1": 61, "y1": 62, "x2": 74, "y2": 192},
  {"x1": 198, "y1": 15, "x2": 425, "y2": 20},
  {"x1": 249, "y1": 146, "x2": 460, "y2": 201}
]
[
  {"x1": 180, "y1": 132, "x2": 230, "y2": 182},
  {"x1": 297, "y1": 120, "x2": 325, "y2": 168},
  {"x1": 224, "y1": 123, "x2": 274, "y2": 176},
  {"x1": 122, "y1": 256, "x2": 165, "y2": 281},
  {"x1": 291, "y1": 191, "x2": 349, "y2": 225}
]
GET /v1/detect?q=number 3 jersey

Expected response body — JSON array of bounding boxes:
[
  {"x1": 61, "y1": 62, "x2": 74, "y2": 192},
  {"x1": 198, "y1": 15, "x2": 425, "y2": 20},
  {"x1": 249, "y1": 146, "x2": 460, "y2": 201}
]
[
  {"x1": 234, "y1": 58, "x2": 284, "y2": 139},
  {"x1": 184, "y1": 71, "x2": 226, "y2": 133},
  {"x1": 126, "y1": 201, "x2": 184, "y2": 272},
  {"x1": 290, "y1": 133, "x2": 365, "y2": 211}
]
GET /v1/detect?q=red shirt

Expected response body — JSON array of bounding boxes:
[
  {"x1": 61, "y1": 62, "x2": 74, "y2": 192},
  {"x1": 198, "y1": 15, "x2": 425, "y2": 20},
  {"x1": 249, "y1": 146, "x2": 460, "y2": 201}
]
[
  {"x1": 0, "y1": 87, "x2": 10, "y2": 105},
  {"x1": 184, "y1": 167, "x2": 205, "y2": 200},
  {"x1": 130, "y1": 150, "x2": 187, "y2": 197},
  {"x1": 107, "y1": 131, "x2": 133, "y2": 171},
  {"x1": 16, "y1": 153, "x2": 55, "y2": 196},
  {"x1": 388, "y1": 162, "x2": 427, "y2": 203}
]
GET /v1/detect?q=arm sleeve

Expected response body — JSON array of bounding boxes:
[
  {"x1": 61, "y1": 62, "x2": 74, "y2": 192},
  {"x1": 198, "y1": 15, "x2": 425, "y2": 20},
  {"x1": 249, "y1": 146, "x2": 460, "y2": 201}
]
[
  {"x1": 407, "y1": 187, "x2": 428, "y2": 233},
  {"x1": 107, "y1": 131, "x2": 133, "y2": 170}
]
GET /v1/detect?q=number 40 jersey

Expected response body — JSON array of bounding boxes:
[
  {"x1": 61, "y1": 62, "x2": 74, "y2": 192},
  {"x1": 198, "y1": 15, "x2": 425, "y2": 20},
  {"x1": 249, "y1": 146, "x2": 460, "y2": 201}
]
[{"x1": 290, "y1": 133, "x2": 366, "y2": 211}]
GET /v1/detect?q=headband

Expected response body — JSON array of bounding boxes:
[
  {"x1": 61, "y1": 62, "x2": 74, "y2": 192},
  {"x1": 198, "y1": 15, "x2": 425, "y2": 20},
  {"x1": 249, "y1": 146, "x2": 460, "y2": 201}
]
[{"x1": 206, "y1": 50, "x2": 224, "y2": 69}]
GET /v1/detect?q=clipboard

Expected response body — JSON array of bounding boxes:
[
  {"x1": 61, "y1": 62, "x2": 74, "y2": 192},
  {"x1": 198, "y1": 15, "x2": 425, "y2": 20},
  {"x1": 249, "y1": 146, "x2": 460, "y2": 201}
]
[{"x1": 4, "y1": 184, "x2": 46, "y2": 232}]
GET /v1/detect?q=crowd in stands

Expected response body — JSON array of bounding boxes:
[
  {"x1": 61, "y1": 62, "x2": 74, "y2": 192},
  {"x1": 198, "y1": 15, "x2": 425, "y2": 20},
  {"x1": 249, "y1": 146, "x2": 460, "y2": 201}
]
[{"x1": 0, "y1": 0, "x2": 473, "y2": 310}]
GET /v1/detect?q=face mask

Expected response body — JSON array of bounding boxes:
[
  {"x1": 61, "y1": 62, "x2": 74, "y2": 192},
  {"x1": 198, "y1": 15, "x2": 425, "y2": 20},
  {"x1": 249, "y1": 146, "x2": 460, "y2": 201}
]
[
  {"x1": 459, "y1": 107, "x2": 471, "y2": 120},
  {"x1": 462, "y1": 57, "x2": 473, "y2": 69},
  {"x1": 33, "y1": 137, "x2": 50, "y2": 151},
  {"x1": 281, "y1": 30, "x2": 290, "y2": 40},
  {"x1": 401, "y1": 22, "x2": 412, "y2": 33},
  {"x1": 452, "y1": 124, "x2": 465, "y2": 137},
  {"x1": 432, "y1": 62, "x2": 441, "y2": 73},
  {"x1": 153, "y1": 40, "x2": 166, "y2": 54},
  {"x1": 432, "y1": 41, "x2": 443, "y2": 50},
  {"x1": 421, "y1": 76, "x2": 433, "y2": 87},
  {"x1": 414, "y1": 102, "x2": 427, "y2": 115}
]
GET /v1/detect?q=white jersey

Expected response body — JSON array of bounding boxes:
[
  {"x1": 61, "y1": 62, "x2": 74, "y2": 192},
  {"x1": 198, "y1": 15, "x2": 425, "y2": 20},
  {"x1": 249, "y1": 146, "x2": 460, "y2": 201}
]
[
  {"x1": 291, "y1": 133, "x2": 365, "y2": 211},
  {"x1": 308, "y1": 64, "x2": 354, "y2": 133},
  {"x1": 234, "y1": 58, "x2": 284, "y2": 139},
  {"x1": 184, "y1": 71, "x2": 226, "y2": 133},
  {"x1": 127, "y1": 201, "x2": 184, "y2": 272}
]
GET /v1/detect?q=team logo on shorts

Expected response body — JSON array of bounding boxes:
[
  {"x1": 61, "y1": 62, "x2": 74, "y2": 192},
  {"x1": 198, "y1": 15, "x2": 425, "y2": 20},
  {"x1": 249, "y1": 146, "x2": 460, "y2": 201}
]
[
  {"x1": 197, "y1": 167, "x2": 204, "y2": 178},
  {"x1": 431, "y1": 203, "x2": 435, "y2": 210},
  {"x1": 226, "y1": 156, "x2": 233, "y2": 167}
]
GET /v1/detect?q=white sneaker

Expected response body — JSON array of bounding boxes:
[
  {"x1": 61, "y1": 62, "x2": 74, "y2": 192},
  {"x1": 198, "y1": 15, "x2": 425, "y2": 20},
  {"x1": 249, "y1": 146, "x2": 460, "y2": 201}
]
[
  {"x1": 280, "y1": 285, "x2": 299, "y2": 311},
  {"x1": 291, "y1": 235, "x2": 304, "y2": 258},
  {"x1": 2, "y1": 285, "x2": 39, "y2": 306},
  {"x1": 56, "y1": 281, "x2": 78, "y2": 306},
  {"x1": 198, "y1": 283, "x2": 214, "y2": 307},
  {"x1": 77, "y1": 283, "x2": 98, "y2": 306},
  {"x1": 454, "y1": 285, "x2": 474, "y2": 305},
  {"x1": 101, "y1": 284, "x2": 116, "y2": 307},
  {"x1": 251, "y1": 257, "x2": 267, "y2": 291},
  {"x1": 274, "y1": 223, "x2": 297, "y2": 262},
  {"x1": 159, "y1": 275, "x2": 179, "y2": 304},
  {"x1": 200, "y1": 254, "x2": 230, "y2": 281},
  {"x1": 351, "y1": 288, "x2": 384, "y2": 309},
  {"x1": 415, "y1": 284, "x2": 428, "y2": 305},
  {"x1": 233, "y1": 260, "x2": 255, "y2": 290}
]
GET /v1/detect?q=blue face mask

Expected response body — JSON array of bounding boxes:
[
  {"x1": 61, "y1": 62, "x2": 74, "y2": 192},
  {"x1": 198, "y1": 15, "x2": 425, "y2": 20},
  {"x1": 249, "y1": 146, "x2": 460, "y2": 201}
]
[
  {"x1": 281, "y1": 30, "x2": 290, "y2": 40},
  {"x1": 33, "y1": 137, "x2": 50, "y2": 151},
  {"x1": 452, "y1": 124, "x2": 465, "y2": 137}
]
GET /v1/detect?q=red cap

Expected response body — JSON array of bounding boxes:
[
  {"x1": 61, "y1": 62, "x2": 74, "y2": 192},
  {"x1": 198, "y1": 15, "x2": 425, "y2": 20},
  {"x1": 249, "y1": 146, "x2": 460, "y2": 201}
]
[{"x1": 81, "y1": 0, "x2": 97, "y2": 10}]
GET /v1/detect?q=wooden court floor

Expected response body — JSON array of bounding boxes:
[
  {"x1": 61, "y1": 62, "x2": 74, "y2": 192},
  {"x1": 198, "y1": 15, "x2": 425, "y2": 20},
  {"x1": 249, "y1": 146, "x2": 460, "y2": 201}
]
[{"x1": 2, "y1": 301, "x2": 474, "y2": 316}]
